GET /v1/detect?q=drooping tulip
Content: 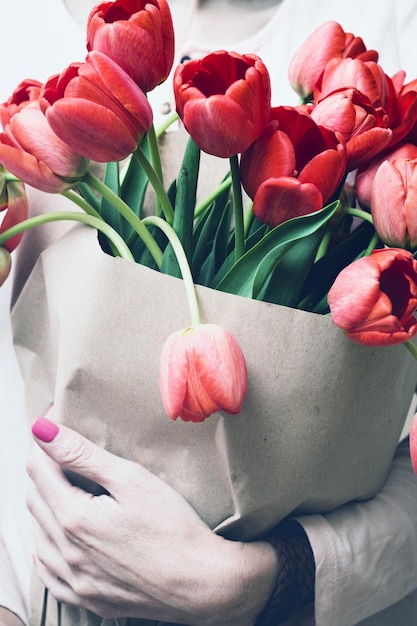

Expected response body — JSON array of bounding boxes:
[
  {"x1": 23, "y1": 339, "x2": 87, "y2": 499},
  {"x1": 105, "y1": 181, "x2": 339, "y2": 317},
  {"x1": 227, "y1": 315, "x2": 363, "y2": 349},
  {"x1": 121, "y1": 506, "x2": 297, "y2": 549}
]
[
  {"x1": 288, "y1": 21, "x2": 378, "y2": 100},
  {"x1": 370, "y1": 157, "x2": 417, "y2": 249},
  {"x1": 39, "y1": 51, "x2": 153, "y2": 163},
  {"x1": 0, "y1": 172, "x2": 28, "y2": 252},
  {"x1": 87, "y1": 0, "x2": 174, "y2": 93},
  {"x1": 328, "y1": 248, "x2": 417, "y2": 346},
  {"x1": 240, "y1": 106, "x2": 346, "y2": 228},
  {"x1": 310, "y1": 88, "x2": 392, "y2": 170},
  {"x1": 174, "y1": 50, "x2": 271, "y2": 158},
  {"x1": 159, "y1": 323, "x2": 247, "y2": 422},
  {"x1": 0, "y1": 80, "x2": 88, "y2": 193}
]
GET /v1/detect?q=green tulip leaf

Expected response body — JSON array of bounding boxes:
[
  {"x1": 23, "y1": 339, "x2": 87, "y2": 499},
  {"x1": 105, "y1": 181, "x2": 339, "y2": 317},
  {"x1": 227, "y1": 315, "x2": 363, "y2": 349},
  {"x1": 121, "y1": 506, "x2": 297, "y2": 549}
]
[
  {"x1": 161, "y1": 137, "x2": 200, "y2": 278},
  {"x1": 299, "y1": 220, "x2": 377, "y2": 312},
  {"x1": 197, "y1": 201, "x2": 231, "y2": 285},
  {"x1": 121, "y1": 146, "x2": 150, "y2": 219},
  {"x1": 215, "y1": 201, "x2": 338, "y2": 298}
]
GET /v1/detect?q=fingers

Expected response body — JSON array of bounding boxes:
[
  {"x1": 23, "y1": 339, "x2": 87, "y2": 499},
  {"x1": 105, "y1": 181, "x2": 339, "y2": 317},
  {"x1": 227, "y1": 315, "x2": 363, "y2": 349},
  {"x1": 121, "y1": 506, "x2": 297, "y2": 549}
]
[{"x1": 29, "y1": 409, "x2": 135, "y2": 497}]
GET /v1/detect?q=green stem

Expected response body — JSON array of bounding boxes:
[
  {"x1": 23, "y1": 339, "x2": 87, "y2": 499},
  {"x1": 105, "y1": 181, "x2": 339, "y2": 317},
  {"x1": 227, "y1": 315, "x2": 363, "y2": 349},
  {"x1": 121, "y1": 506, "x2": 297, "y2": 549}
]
[
  {"x1": 194, "y1": 177, "x2": 232, "y2": 220},
  {"x1": 229, "y1": 154, "x2": 245, "y2": 261},
  {"x1": 405, "y1": 341, "x2": 417, "y2": 361},
  {"x1": 143, "y1": 215, "x2": 200, "y2": 326},
  {"x1": 84, "y1": 171, "x2": 163, "y2": 268},
  {"x1": 147, "y1": 123, "x2": 164, "y2": 184},
  {"x1": 155, "y1": 111, "x2": 180, "y2": 138},
  {"x1": 315, "y1": 227, "x2": 332, "y2": 262},
  {"x1": 363, "y1": 231, "x2": 380, "y2": 257},
  {"x1": 0, "y1": 211, "x2": 134, "y2": 262},
  {"x1": 346, "y1": 207, "x2": 374, "y2": 225},
  {"x1": 133, "y1": 145, "x2": 174, "y2": 225},
  {"x1": 62, "y1": 189, "x2": 102, "y2": 219}
]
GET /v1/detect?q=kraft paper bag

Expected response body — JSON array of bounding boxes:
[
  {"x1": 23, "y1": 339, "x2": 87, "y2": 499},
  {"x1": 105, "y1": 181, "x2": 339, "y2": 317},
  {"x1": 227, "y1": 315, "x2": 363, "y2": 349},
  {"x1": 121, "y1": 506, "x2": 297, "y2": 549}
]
[{"x1": 10, "y1": 193, "x2": 417, "y2": 626}]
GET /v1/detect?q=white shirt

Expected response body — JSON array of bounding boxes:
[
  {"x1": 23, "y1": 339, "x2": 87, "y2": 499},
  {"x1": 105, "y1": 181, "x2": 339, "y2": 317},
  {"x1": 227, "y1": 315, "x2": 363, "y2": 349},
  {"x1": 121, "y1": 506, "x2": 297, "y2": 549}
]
[{"x1": 1, "y1": 1, "x2": 417, "y2": 625}]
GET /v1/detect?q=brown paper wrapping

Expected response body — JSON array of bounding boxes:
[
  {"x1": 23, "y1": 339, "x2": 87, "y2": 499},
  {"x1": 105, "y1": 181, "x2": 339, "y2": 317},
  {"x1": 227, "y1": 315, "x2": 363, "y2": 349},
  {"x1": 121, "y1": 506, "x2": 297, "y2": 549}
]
[{"x1": 11, "y1": 204, "x2": 417, "y2": 626}]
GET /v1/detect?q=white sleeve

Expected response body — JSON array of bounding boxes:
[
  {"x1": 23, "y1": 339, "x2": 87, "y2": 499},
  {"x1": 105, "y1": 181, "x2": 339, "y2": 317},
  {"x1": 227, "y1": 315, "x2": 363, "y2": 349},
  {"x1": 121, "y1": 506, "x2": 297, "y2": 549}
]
[{"x1": 297, "y1": 438, "x2": 417, "y2": 626}]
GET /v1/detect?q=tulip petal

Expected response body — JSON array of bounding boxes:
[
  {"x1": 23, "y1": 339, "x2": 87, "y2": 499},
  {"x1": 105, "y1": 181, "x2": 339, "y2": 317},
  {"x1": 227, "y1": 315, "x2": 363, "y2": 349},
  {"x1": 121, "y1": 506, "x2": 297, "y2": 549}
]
[{"x1": 252, "y1": 177, "x2": 323, "y2": 228}]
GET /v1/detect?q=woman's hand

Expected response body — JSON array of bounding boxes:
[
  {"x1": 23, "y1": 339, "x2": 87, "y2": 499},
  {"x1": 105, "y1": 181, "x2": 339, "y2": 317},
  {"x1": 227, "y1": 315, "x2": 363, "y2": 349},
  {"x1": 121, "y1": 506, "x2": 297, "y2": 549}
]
[{"x1": 26, "y1": 410, "x2": 277, "y2": 626}]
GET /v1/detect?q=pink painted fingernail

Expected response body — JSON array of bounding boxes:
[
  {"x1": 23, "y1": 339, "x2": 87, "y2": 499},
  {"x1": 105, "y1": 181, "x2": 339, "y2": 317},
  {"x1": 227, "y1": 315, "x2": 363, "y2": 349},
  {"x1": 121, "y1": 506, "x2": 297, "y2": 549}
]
[{"x1": 32, "y1": 417, "x2": 60, "y2": 443}]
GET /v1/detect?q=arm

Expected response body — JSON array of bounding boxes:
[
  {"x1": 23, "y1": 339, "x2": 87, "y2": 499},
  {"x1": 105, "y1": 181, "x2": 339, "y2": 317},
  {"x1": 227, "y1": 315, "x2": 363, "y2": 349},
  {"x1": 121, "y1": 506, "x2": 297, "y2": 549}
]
[
  {"x1": 297, "y1": 437, "x2": 417, "y2": 626},
  {"x1": 26, "y1": 412, "x2": 279, "y2": 626}
]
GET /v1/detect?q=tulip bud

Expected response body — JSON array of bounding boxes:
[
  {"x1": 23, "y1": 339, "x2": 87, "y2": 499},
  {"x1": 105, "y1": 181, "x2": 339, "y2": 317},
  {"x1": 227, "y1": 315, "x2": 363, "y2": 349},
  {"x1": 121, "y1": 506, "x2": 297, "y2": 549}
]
[
  {"x1": 240, "y1": 106, "x2": 346, "y2": 227},
  {"x1": 159, "y1": 323, "x2": 247, "y2": 422},
  {"x1": 40, "y1": 52, "x2": 153, "y2": 163},
  {"x1": 0, "y1": 174, "x2": 29, "y2": 252},
  {"x1": 328, "y1": 248, "x2": 417, "y2": 346},
  {"x1": 87, "y1": 0, "x2": 175, "y2": 93},
  {"x1": 0, "y1": 247, "x2": 11, "y2": 286},
  {"x1": 371, "y1": 157, "x2": 417, "y2": 249},
  {"x1": 0, "y1": 81, "x2": 89, "y2": 193},
  {"x1": 174, "y1": 50, "x2": 271, "y2": 158},
  {"x1": 356, "y1": 143, "x2": 417, "y2": 209},
  {"x1": 288, "y1": 21, "x2": 378, "y2": 100}
]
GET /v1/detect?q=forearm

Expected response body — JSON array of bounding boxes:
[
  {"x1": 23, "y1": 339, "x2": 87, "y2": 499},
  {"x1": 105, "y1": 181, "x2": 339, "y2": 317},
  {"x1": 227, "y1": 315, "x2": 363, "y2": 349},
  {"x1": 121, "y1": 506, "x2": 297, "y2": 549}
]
[
  {"x1": 298, "y1": 438, "x2": 417, "y2": 626},
  {"x1": 0, "y1": 607, "x2": 25, "y2": 626}
]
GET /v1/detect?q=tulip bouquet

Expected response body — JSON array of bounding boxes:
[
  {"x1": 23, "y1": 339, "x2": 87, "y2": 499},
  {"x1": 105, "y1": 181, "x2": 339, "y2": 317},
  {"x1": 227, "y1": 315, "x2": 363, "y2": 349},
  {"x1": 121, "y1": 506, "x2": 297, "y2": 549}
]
[{"x1": 2, "y1": 0, "x2": 417, "y2": 570}]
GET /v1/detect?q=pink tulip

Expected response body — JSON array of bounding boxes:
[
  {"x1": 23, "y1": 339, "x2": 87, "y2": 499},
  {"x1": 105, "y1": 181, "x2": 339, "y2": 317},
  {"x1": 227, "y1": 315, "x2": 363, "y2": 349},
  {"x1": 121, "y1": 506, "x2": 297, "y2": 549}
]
[
  {"x1": 328, "y1": 248, "x2": 417, "y2": 346},
  {"x1": 40, "y1": 51, "x2": 153, "y2": 162},
  {"x1": 174, "y1": 50, "x2": 271, "y2": 158},
  {"x1": 371, "y1": 157, "x2": 417, "y2": 249},
  {"x1": 314, "y1": 57, "x2": 389, "y2": 109},
  {"x1": 159, "y1": 323, "x2": 247, "y2": 422},
  {"x1": 0, "y1": 79, "x2": 42, "y2": 127},
  {"x1": 410, "y1": 414, "x2": 417, "y2": 475},
  {"x1": 0, "y1": 81, "x2": 88, "y2": 193},
  {"x1": 310, "y1": 88, "x2": 392, "y2": 171},
  {"x1": 356, "y1": 143, "x2": 417, "y2": 209},
  {"x1": 0, "y1": 175, "x2": 28, "y2": 252},
  {"x1": 288, "y1": 21, "x2": 378, "y2": 99},
  {"x1": 240, "y1": 106, "x2": 346, "y2": 227},
  {"x1": 87, "y1": 0, "x2": 174, "y2": 93}
]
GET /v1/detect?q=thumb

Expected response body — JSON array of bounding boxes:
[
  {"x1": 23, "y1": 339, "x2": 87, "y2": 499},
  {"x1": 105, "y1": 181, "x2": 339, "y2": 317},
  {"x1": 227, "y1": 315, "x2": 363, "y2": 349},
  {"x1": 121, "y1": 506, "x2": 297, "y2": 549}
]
[{"x1": 31, "y1": 411, "x2": 130, "y2": 494}]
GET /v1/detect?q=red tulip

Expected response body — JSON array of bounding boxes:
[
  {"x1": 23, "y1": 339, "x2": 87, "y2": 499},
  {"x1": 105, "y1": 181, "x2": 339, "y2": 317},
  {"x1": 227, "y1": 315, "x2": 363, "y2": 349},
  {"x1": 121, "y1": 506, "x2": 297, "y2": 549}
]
[
  {"x1": 174, "y1": 50, "x2": 271, "y2": 158},
  {"x1": 240, "y1": 106, "x2": 346, "y2": 228},
  {"x1": 159, "y1": 323, "x2": 247, "y2": 422},
  {"x1": 310, "y1": 88, "x2": 392, "y2": 170},
  {"x1": 0, "y1": 175, "x2": 28, "y2": 252},
  {"x1": 315, "y1": 60, "x2": 417, "y2": 158},
  {"x1": 87, "y1": 0, "x2": 174, "y2": 93},
  {"x1": 0, "y1": 247, "x2": 11, "y2": 287},
  {"x1": 356, "y1": 143, "x2": 417, "y2": 209},
  {"x1": 288, "y1": 21, "x2": 378, "y2": 100},
  {"x1": 370, "y1": 157, "x2": 417, "y2": 249},
  {"x1": 0, "y1": 79, "x2": 88, "y2": 194},
  {"x1": 39, "y1": 51, "x2": 153, "y2": 162},
  {"x1": 328, "y1": 248, "x2": 417, "y2": 346},
  {"x1": 410, "y1": 414, "x2": 417, "y2": 475}
]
